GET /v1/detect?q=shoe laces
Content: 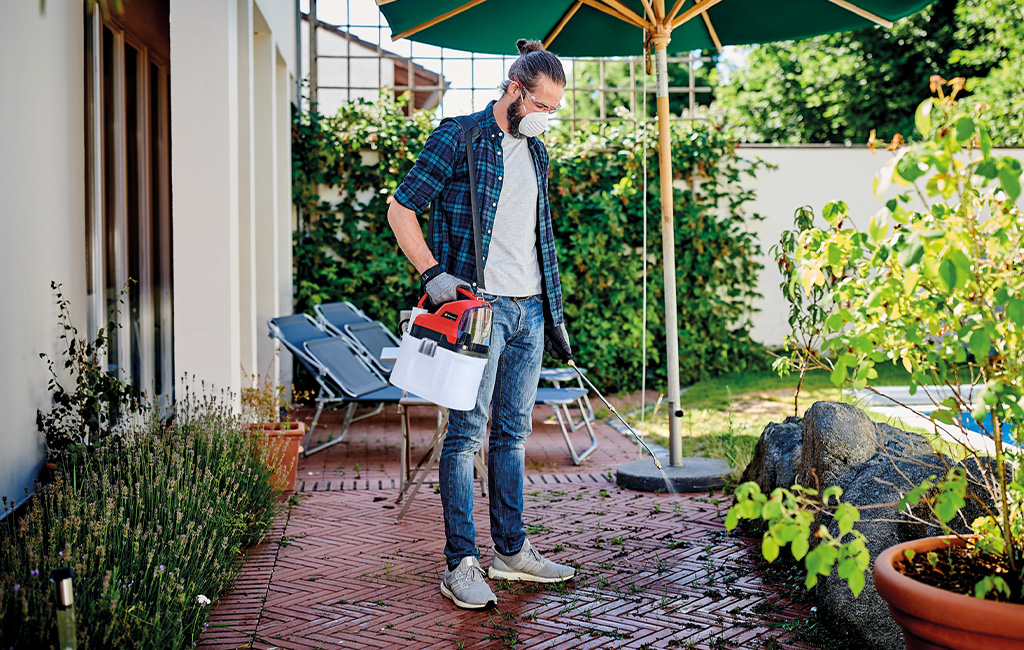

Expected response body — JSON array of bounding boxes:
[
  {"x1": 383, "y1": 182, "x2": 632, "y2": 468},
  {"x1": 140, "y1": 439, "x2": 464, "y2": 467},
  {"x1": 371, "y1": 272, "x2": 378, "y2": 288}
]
[
  {"x1": 451, "y1": 562, "x2": 487, "y2": 589},
  {"x1": 525, "y1": 545, "x2": 545, "y2": 565}
]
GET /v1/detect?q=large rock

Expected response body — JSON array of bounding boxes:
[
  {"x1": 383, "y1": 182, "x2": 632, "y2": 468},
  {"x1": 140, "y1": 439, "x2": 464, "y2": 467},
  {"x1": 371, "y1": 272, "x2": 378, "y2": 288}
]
[
  {"x1": 800, "y1": 401, "x2": 880, "y2": 488},
  {"x1": 741, "y1": 401, "x2": 986, "y2": 650},
  {"x1": 817, "y1": 453, "x2": 951, "y2": 650},
  {"x1": 739, "y1": 416, "x2": 803, "y2": 494},
  {"x1": 812, "y1": 432, "x2": 996, "y2": 650}
]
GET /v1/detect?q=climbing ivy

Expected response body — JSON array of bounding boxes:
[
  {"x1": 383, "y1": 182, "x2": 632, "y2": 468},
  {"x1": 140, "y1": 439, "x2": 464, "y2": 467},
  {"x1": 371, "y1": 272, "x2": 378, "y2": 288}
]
[
  {"x1": 547, "y1": 118, "x2": 770, "y2": 390},
  {"x1": 291, "y1": 93, "x2": 769, "y2": 391}
]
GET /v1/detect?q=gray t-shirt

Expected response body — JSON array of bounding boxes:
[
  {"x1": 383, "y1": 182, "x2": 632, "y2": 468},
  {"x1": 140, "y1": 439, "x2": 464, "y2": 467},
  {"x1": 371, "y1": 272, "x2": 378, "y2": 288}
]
[{"x1": 484, "y1": 130, "x2": 543, "y2": 296}]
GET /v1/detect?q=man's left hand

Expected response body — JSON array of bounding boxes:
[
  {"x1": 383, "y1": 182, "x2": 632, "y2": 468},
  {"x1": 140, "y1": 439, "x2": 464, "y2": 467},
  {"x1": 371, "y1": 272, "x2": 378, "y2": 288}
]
[{"x1": 544, "y1": 322, "x2": 573, "y2": 362}]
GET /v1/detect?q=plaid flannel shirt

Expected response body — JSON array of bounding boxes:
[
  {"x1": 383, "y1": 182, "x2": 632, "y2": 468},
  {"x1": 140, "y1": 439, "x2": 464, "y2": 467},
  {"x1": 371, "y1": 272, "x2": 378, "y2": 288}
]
[{"x1": 393, "y1": 101, "x2": 564, "y2": 326}]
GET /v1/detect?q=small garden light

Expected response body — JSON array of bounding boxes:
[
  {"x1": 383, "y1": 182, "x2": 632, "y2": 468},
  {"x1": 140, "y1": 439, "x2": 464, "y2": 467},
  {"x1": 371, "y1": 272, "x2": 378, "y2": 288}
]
[{"x1": 52, "y1": 567, "x2": 77, "y2": 650}]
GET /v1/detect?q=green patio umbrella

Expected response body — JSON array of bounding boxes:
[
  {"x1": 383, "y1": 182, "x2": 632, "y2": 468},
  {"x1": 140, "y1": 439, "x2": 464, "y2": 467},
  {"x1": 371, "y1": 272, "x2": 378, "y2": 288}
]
[{"x1": 375, "y1": 0, "x2": 936, "y2": 470}]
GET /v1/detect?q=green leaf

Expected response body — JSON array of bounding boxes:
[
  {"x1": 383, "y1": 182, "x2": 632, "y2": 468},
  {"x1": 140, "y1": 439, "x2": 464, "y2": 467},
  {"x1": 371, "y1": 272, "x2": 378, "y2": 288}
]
[
  {"x1": 968, "y1": 328, "x2": 990, "y2": 360},
  {"x1": 847, "y1": 569, "x2": 866, "y2": 597},
  {"x1": 898, "y1": 241, "x2": 924, "y2": 268},
  {"x1": 835, "y1": 502, "x2": 860, "y2": 537},
  {"x1": 902, "y1": 269, "x2": 919, "y2": 293},
  {"x1": 763, "y1": 535, "x2": 780, "y2": 563},
  {"x1": 868, "y1": 212, "x2": 890, "y2": 243},
  {"x1": 954, "y1": 117, "x2": 975, "y2": 143},
  {"x1": 998, "y1": 161, "x2": 1022, "y2": 202},
  {"x1": 825, "y1": 312, "x2": 846, "y2": 331},
  {"x1": 806, "y1": 544, "x2": 838, "y2": 578},
  {"x1": 822, "y1": 201, "x2": 847, "y2": 227},
  {"x1": 974, "y1": 576, "x2": 1010, "y2": 600},
  {"x1": 914, "y1": 98, "x2": 933, "y2": 137},
  {"x1": 977, "y1": 159, "x2": 999, "y2": 179},
  {"x1": 938, "y1": 258, "x2": 958, "y2": 292},
  {"x1": 979, "y1": 128, "x2": 992, "y2": 158},
  {"x1": 792, "y1": 535, "x2": 810, "y2": 561},
  {"x1": 949, "y1": 249, "x2": 972, "y2": 274},
  {"x1": 935, "y1": 490, "x2": 965, "y2": 523},
  {"x1": 896, "y1": 155, "x2": 928, "y2": 183},
  {"x1": 931, "y1": 408, "x2": 956, "y2": 425},
  {"x1": 822, "y1": 485, "x2": 843, "y2": 505},
  {"x1": 1007, "y1": 298, "x2": 1024, "y2": 327},
  {"x1": 725, "y1": 507, "x2": 739, "y2": 530},
  {"x1": 830, "y1": 362, "x2": 847, "y2": 386}
]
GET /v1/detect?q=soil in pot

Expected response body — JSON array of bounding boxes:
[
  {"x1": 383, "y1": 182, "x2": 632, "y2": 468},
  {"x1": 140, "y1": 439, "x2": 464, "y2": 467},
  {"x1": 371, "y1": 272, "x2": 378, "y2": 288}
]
[{"x1": 897, "y1": 543, "x2": 1023, "y2": 604}]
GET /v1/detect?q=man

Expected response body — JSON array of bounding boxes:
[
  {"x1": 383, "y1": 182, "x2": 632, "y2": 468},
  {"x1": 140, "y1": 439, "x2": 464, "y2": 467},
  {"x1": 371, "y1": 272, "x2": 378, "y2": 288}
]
[{"x1": 387, "y1": 39, "x2": 575, "y2": 610}]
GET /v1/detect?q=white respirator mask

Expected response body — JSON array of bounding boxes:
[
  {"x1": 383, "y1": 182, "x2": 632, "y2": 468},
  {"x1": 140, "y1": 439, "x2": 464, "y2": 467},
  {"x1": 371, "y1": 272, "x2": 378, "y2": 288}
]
[{"x1": 518, "y1": 95, "x2": 550, "y2": 137}]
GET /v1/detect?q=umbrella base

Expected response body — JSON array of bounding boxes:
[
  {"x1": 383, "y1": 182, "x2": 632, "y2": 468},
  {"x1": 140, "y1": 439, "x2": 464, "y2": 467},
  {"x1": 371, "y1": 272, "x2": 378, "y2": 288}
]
[{"x1": 615, "y1": 457, "x2": 730, "y2": 493}]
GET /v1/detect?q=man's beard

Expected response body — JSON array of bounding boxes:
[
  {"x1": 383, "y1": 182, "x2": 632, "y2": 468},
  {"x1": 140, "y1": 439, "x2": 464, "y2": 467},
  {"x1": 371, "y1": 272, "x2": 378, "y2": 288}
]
[{"x1": 506, "y1": 99, "x2": 526, "y2": 139}]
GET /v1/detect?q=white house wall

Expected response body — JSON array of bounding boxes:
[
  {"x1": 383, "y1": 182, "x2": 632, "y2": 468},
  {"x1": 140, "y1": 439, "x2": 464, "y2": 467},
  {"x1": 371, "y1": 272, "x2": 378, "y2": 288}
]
[
  {"x1": 0, "y1": 2, "x2": 295, "y2": 509},
  {"x1": 171, "y1": 0, "x2": 296, "y2": 399},
  {"x1": 0, "y1": 5, "x2": 87, "y2": 510}
]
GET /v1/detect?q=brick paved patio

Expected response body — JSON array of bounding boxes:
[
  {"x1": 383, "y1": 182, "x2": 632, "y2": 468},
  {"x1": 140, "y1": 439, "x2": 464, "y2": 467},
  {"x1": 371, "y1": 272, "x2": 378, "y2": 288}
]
[{"x1": 198, "y1": 399, "x2": 821, "y2": 650}]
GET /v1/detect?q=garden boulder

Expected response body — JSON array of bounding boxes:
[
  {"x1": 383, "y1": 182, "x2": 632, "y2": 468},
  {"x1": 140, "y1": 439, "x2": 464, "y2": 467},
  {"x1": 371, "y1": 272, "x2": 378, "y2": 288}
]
[
  {"x1": 742, "y1": 401, "x2": 970, "y2": 650},
  {"x1": 799, "y1": 401, "x2": 884, "y2": 488},
  {"x1": 739, "y1": 416, "x2": 803, "y2": 493},
  {"x1": 816, "y1": 452, "x2": 950, "y2": 650}
]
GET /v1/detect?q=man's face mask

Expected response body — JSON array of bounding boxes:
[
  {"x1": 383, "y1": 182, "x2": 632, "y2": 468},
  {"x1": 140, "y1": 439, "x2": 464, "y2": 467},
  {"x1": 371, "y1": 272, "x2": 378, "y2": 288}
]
[
  {"x1": 506, "y1": 77, "x2": 558, "y2": 138},
  {"x1": 516, "y1": 92, "x2": 550, "y2": 137}
]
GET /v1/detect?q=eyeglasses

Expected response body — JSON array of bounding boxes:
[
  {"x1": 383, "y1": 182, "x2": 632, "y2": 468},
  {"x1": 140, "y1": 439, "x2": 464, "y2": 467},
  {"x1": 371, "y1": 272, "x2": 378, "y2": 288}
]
[{"x1": 512, "y1": 75, "x2": 561, "y2": 114}]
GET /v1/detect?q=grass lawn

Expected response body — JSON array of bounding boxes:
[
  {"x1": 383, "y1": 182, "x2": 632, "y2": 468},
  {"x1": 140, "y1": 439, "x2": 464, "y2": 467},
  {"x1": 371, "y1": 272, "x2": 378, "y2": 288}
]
[{"x1": 631, "y1": 364, "x2": 919, "y2": 479}]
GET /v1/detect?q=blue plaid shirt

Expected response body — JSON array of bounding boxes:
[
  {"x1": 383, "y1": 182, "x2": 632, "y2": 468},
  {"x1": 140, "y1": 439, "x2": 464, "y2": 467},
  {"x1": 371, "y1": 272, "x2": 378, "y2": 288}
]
[{"x1": 393, "y1": 102, "x2": 564, "y2": 326}]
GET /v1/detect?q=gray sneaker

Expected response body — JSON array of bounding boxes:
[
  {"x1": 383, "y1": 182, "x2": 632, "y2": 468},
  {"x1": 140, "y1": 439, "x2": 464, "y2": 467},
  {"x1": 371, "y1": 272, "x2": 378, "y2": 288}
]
[
  {"x1": 488, "y1": 538, "x2": 576, "y2": 583},
  {"x1": 440, "y1": 556, "x2": 498, "y2": 609}
]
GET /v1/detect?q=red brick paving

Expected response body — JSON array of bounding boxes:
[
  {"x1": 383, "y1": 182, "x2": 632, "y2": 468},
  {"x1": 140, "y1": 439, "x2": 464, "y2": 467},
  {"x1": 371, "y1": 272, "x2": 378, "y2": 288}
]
[{"x1": 199, "y1": 401, "x2": 818, "y2": 650}]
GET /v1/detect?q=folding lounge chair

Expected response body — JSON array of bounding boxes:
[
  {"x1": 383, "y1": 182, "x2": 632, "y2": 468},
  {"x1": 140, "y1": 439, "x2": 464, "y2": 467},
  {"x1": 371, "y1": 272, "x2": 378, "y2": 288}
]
[
  {"x1": 536, "y1": 385, "x2": 599, "y2": 465},
  {"x1": 267, "y1": 314, "x2": 388, "y2": 456},
  {"x1": 315, "y1": 302, "x2": 401, "y2": 376},
  {"x1": 539, "y1": 366, "x2": 596, "y2": 421},
  {"x1": 315, "y1": 301, "x2": 370, "y2": 329}
]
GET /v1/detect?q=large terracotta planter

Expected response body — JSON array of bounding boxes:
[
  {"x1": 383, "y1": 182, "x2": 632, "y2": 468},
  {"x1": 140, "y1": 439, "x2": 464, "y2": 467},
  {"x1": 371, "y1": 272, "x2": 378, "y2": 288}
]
[
  {"x1": 250, "y1": 422, "x2": 305, "y2": 492},
  {"x1": 874, "y1": 535, "x2": 1024, "y2": 650}
]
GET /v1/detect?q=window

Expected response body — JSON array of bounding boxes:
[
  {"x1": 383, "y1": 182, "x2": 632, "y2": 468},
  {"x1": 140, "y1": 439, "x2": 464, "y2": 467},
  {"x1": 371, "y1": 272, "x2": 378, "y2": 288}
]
[{"x1": 85, "y1": 7, "x2": 173, "y2": 405}]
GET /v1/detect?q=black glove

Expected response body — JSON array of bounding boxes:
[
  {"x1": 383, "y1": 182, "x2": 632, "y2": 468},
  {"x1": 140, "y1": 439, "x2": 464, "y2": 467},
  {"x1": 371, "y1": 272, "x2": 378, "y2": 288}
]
[
  {"x1": 544, "y1": 322, "x2": 573, "y2": 362},
  {"x1": 422, "y1": 265, "x2": 471, "y2": 307}
]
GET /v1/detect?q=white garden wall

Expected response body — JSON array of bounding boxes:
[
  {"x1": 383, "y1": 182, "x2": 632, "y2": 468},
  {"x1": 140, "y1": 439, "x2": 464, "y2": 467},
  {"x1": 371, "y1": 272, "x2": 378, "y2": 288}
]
[{"x1": 740, "y1": 145, "x2": 1024, "y2": 348}]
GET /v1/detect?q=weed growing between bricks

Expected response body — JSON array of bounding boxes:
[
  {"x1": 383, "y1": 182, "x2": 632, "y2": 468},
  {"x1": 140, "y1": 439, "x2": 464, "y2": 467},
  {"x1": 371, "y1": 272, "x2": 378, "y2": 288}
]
[{"x1": 201, "y1": 476, "x2": 824, "y2": 649}]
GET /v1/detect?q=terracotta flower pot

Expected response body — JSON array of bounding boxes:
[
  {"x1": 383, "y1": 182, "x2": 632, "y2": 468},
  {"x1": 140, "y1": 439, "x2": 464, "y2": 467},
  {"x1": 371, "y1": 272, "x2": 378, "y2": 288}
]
[
  {"x1": 249, "y1": 422, "x2": 305, "y2": 492},
  {"x1": 874, "y1": 535, "x2": 1024, "y2": 650}
]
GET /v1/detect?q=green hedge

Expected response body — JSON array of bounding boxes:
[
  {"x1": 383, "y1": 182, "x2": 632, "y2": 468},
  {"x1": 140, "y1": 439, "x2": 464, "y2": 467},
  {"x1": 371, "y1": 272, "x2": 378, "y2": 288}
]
[{"x1": 292, "y1": 94, "x2": 769, "y2": 391}]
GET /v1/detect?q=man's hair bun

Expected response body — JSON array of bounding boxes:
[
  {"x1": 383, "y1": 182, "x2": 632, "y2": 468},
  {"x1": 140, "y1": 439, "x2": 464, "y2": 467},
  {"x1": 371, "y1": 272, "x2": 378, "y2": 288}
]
[{"x1": 516, "y1": 39, "x2": 545, "y2": 55}]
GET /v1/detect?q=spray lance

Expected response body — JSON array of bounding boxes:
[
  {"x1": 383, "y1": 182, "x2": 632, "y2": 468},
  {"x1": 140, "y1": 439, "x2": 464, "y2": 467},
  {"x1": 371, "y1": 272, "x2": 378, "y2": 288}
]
[
  {"x1": 566, "y1": 360, "x2": 663, "y2": 470},
  {"x1": 547, "y1": 324, "x2": 662, "y2": 468}
]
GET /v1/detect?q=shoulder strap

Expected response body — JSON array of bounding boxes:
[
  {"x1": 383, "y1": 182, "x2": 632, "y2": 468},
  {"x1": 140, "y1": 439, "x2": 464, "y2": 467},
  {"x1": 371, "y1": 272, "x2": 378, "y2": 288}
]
[{"x1": 441, "y1": 115, "x2": 485, "y2": 290}]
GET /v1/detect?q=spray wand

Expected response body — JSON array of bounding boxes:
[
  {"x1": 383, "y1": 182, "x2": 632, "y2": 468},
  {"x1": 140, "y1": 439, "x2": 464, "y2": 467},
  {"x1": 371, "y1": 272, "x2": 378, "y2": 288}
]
[{"x1": 566, "y1": 360, "x2": 663, "y2": 470}]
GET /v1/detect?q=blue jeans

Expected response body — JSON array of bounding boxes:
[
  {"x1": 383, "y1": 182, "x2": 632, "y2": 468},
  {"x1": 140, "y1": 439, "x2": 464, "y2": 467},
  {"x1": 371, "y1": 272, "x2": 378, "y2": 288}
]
[{"x1": 440, "y1": 293, "x2": 544, "y2": 570}]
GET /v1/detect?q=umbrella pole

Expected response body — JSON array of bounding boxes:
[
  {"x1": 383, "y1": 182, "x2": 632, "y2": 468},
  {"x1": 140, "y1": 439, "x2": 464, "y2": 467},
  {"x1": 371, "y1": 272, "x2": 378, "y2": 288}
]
[{"x1": 652, "y1": 35, "x2": 683, "y2": 468}]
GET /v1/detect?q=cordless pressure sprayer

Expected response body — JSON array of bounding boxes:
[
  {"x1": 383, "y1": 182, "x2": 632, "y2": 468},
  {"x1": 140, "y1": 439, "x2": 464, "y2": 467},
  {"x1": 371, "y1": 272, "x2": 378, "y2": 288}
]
[{"x1": 390, "y1": 287, "x2": 493, "y2": 411}]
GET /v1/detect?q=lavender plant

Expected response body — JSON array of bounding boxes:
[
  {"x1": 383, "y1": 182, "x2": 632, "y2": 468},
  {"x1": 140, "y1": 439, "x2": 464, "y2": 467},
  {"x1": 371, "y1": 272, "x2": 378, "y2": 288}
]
[{"x1": 1, "y1": 386, "x2": 279, "y2": 648}]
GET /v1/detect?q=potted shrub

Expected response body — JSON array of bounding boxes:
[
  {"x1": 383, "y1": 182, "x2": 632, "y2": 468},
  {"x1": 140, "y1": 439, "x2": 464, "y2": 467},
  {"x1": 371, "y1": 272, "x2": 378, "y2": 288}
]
[
  {"x1": 241, "y1": 358, "x2": 305, "y2": 493},
  {"x1": 728, "y1": 79, "x2": 1024, "y2": 649}
]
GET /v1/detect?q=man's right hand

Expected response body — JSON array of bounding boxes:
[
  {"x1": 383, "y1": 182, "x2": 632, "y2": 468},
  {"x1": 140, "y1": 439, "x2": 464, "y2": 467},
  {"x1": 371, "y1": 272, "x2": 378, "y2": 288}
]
[{"x1": 424, "y1": 270, "x2": 471, "y2": 306}]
